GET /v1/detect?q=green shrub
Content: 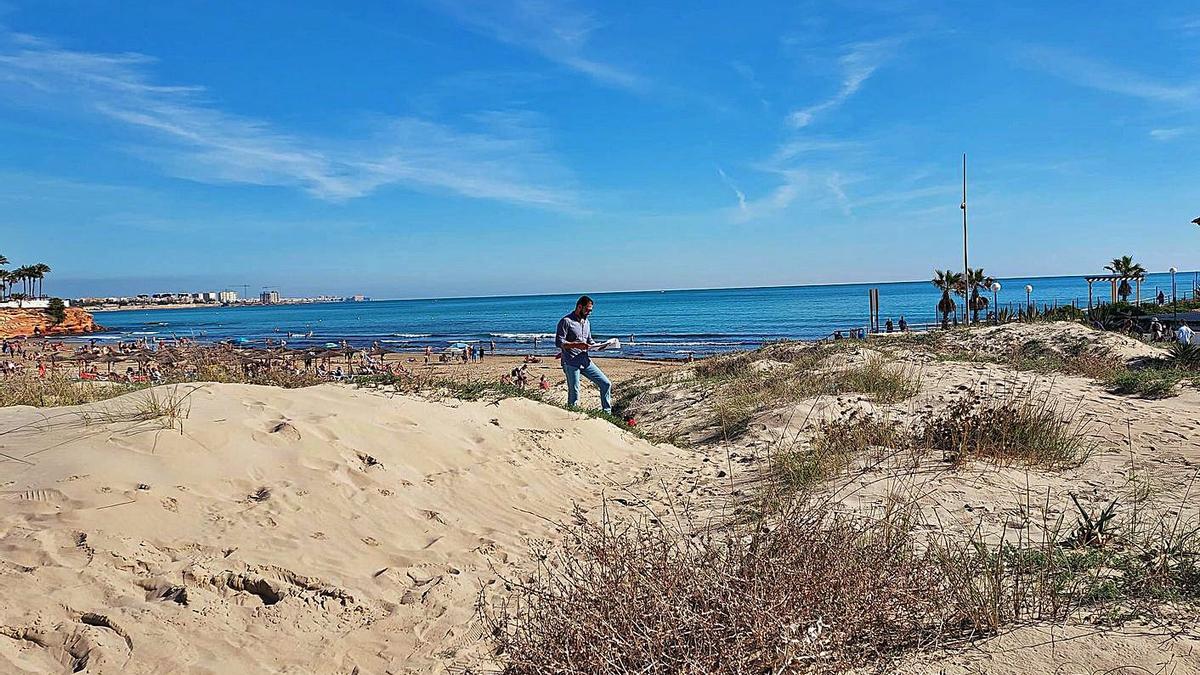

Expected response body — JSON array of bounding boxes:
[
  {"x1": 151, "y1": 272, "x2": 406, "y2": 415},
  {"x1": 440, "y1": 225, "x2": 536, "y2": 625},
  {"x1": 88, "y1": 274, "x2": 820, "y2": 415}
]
[
  {"x1": 1167, "y1": 342, "x2": 1200, "y2": 371},
  {"x1": 47, "y1": 298, "x2": 67, "y2": 324},
  {"x1": 1106, "y1": 367, "x2": 1181, "y2": 398}
]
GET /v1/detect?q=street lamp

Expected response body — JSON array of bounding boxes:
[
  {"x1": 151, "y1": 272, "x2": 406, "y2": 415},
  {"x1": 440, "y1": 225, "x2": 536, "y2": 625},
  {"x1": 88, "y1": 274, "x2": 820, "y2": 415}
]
[
  {"x1": 1025, "y1": 284, "x2": 1033, "y2": 317},
  {"x1": 990, "y1": 282, "x2": 1001, "y2": 323},
  {"x1": 1171, "y1": 267, "x2": 1178, "y2": 323}
]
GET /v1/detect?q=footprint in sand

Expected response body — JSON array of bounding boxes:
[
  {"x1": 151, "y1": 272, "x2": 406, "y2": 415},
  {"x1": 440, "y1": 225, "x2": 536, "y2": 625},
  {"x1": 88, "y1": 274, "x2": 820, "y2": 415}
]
[{"x1": 268, "y1": 420, "x2": 302, "y2": 441}]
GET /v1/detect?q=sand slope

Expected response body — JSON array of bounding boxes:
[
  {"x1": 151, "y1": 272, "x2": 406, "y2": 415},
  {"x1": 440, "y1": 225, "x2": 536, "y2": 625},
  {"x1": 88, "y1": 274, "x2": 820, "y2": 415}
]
[{"x1": 0, "y1": 383, "x2": 695, "y2": 673}]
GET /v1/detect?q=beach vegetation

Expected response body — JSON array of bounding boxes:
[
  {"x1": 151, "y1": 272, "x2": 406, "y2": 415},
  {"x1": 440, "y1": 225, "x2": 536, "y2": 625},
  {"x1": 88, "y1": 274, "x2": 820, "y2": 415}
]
[
  {"x1": 0, "y1": 372, "x2": 143, "y2": 407},
  {"x1": 1104, "y1": 255, "x2": 1147, "y2": 303},
  {"x1": 773, "y1": 412, "x2": 906, "y2": 491},
  {"x1": 483, "y1": 483, "x2": 1199, "y2": 673},
  {"x1": 702, "y1": 349, "x2": 921, "y2": 439},
  {"x1": 1167, "y1": 342, "x2": 1200, "y2": 370},
  {"x1": 0, "y1": 257, "x2": 54, "y2": 301},
  {"x1": 1105, "y1": 367, "x2": 1182, "y2": 398},
  {"x1": 956, "y1": 267, "x2": 996, "y2": 323},
  {"x1": 931, "y1": 269, "x2": 963, "y2": 328},
  {"x1": 914, "y1": 389, "x2": 1093, "y2": 468},
  {"x1": 47, "y1": 297, "x2": 67, "y2": 324}
]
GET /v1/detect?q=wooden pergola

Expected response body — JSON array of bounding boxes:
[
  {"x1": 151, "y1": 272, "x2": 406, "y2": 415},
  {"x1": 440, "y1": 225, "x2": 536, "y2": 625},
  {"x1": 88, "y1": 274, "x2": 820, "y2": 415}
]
[{"x1": 1084, "y1": 273, "x2": 1142, "y2": 313}]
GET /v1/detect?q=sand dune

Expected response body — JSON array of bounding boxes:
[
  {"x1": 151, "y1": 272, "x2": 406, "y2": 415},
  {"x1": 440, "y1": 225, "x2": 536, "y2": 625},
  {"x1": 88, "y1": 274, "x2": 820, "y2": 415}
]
[{"x1": 0, "y1": 383, "x2": 699, "y2": 673}]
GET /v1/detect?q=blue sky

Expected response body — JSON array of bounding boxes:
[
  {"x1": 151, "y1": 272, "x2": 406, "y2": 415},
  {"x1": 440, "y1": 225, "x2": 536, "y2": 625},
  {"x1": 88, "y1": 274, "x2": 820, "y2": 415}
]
[{"x1": 1, "y1": 0, "x2": 1198, "y2": 299}]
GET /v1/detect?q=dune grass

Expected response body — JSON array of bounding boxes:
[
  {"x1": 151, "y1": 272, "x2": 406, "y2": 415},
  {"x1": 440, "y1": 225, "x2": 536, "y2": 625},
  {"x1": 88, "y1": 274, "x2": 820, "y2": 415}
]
[
  {"x1": 484, "y1": 483, "x2": 1200, "y2": 674},
  {"x1": 0, "y1": 372, "x2": 145, "y2": 407},
  {"x1": 915, "y1": 389, "x2": 1095, "y2": 468},
  {"x1": 700, "y1": 347, "x2": 921, "y2": 438}
]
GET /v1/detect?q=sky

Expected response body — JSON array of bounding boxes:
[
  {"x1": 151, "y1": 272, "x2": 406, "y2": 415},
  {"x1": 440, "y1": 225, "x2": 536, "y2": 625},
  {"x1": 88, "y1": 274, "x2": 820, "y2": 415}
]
[{"x1": 1, "y1": 0, "x2": 1198, "y2": 299}]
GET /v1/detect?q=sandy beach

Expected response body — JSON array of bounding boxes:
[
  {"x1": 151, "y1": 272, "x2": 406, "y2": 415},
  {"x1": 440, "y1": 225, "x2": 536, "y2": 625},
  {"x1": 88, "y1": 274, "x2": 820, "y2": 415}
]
[{"x1": 1, "y1": 322, "x2": 1198, "y2": 673}]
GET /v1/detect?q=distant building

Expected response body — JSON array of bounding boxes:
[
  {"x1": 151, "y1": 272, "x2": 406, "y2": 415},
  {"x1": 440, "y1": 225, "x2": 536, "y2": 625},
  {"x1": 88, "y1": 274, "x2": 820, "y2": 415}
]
[
  {"x1": 218, "y1": 290, "x2": 238, "y2": 304},
  {"x1": 352, "y1": 294, "x2": 366, "y2": 302},
  {"x1": 260, "y1": 290, "x2": 280, "y2": 305}
]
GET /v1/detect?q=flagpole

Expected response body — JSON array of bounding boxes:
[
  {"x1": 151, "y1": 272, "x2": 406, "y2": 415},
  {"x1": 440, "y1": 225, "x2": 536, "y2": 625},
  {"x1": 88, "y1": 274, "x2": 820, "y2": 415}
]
[{"x1": 961, "y1": 153, "x2": 969, "y2": 326}]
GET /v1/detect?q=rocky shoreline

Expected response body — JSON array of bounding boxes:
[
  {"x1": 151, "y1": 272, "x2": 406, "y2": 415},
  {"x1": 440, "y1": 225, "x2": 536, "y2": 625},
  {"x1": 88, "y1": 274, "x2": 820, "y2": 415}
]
[{"x1": 0, "y1": 307, "x2": 103, "y2": 338}]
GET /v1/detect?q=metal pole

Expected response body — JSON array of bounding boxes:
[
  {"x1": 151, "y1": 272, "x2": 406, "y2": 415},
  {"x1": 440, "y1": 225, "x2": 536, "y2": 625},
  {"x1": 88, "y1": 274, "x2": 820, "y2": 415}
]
[
  {"x1": 961, "y1": 153, "x2": 969, "y2": 327},
  {"x1": 1172, "y1": 269, "x2": 1178, "y2": 323}
]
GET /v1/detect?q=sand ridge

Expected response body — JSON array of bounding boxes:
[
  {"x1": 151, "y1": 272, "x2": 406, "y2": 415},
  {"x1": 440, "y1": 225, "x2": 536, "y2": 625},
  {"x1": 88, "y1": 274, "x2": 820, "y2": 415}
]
[{"x1": 0, "y1": 382, "x2": 702, "y2": 673}]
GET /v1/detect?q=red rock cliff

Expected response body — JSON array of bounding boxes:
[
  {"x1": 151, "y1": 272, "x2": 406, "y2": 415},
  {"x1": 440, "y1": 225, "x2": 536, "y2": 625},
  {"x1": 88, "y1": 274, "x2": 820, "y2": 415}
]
[{"x1": 0, "y1": 307, "x2": 103, "y2": 338}]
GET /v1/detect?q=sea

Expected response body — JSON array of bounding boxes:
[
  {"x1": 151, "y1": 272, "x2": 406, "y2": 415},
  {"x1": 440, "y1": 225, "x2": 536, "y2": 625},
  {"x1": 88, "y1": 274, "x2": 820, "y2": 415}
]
[{"x1": 86, "y1": 272, "x2": 1197, "y2": 360}]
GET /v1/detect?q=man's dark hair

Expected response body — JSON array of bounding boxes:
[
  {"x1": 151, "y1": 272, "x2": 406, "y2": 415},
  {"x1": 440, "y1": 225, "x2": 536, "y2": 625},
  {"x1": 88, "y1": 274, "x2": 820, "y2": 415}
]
[{"x1": 576, "y1": 295, "x2": 593, "y2": 307}]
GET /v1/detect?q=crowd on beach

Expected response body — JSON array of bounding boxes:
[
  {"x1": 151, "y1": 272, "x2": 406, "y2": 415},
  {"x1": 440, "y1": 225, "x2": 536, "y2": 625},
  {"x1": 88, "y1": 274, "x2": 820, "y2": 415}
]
[{"x1": 0, "y1": 332, "x2": 559, "y2": 386}]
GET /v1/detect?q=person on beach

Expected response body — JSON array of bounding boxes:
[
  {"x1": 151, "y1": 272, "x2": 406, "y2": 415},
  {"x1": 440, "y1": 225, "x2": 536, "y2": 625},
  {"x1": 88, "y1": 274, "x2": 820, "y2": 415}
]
[
  {"x1": 885, "y1": 319, "x2": 894, "y2": 333},
  {"x1": 1158, "y1": 290, "x2": 1166, "y2": 306},
  {"x1": 1177, "y1": 322, "x2": 1194, "y2": 346},
  {"x1": 555, "y1": 295, "x2": 612, "y2": 413},
  {"x1": 539, "y1": 374, "x2": 550, "y2": 390},
  {"x1": 898, "y1": 316, "x2": 908, "y2": 332}
]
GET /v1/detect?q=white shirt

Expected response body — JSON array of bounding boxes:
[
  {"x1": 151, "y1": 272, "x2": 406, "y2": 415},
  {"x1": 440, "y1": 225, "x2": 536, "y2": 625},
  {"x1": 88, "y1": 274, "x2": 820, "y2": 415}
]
[{"x1": 1177, "y1": 325, "x2": 1194, "y2": 345}]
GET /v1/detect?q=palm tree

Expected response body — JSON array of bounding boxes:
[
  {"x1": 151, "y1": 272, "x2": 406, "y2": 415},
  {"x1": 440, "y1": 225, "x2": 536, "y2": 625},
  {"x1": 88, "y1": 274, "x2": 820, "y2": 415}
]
[
  {"x1": 960, "y1": 267, "x2": 996, "y2": 323},
  {"x1": 14, "y1": 266, "x2": 35, "y2": 299},
  {"x1": 931, "y1": 269, "x2": 963, "y2": 328},
  {"x1": 1104, "y1": 255, "x2": 1147, "y2": 303},
  {"x1": 32, "y1": 263, "x2": 50, "y2": 298},
  {"x1": 11, "y1": 266, "x2": 26, "y2": 298}
]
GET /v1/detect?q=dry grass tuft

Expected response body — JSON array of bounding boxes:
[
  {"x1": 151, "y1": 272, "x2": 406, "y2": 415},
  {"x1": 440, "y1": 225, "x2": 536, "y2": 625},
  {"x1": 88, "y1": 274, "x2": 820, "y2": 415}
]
[
  {"x1": 484, "y1": 481, "x2": 1200, "y2": 674},
  {"x1": 702, "y1": 349, "x2": 921, "y2": 438},
  {"x1": 773, "y1": 412, "x2": 908, "y2": 491},
  {"x1": 486, "y1": 499, "x2": 961, "y2": 673},
  {"x1": 0, "y1": 373, "x2": 142, "y2": 407},
  {"x1": 915, "y1": 389, "x2": 1093, "y2": 468}
]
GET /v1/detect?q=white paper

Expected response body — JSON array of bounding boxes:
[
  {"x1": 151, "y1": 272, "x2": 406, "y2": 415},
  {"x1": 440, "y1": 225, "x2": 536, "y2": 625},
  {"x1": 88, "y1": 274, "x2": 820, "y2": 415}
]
[{"x1": 593, "y1": 337, "x2": 621, "y2": 350}]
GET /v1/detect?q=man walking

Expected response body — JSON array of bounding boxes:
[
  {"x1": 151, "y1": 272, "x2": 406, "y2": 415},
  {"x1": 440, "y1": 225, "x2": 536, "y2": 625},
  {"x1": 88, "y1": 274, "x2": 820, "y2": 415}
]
[
  {"x1": 555, "y1": 295, "x2": 612, "y2": 413},
  {"x1": 1177, "y1": 322, "x2": 1194, "y2": 346}
]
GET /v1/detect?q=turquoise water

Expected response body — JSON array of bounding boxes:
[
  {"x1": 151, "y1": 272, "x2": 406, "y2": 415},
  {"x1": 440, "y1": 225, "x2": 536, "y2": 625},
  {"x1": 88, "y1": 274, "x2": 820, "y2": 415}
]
[{"x1": 89, "y1": 272, "x2": 1196, "y2": 359}]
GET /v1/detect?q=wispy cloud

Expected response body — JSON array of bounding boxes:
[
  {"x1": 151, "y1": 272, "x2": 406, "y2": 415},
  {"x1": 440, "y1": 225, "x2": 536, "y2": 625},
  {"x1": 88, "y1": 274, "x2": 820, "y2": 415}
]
[
  {"x1": 729, "y1": 169, "x2": 811, "y2": 224},
  {"x1": 715, "y1": 166, "x2": 747, "y2": 213},
  {"x1": 430, "y1": 0, "x2": 643, "y2": 90},
  {"x1": 788, "y1": 39, "x2": 900, "y2": 128},
  {"x1": 1020, "y1": 45, "x2": 1198, "y2": 105},
  {"x1": 0, "y1": 33, "x2": 578, "y2": 208},
  {"x1": 1178, "y1": 15, "x2": 1200, "y2": 36},
  {"x1": 1149, "y1": 127, "x2": 1190, "y2": 141}
]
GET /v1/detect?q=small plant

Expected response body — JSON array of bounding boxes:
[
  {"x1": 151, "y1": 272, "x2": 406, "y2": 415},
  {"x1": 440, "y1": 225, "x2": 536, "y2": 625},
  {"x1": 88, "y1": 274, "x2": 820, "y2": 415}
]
[
  {"x1": 1065, "y1": 495, "x2": 1119, "y2": 548},
  {"x1": 1167, "y1": 342, "x2": 1200, "y2": 370}
]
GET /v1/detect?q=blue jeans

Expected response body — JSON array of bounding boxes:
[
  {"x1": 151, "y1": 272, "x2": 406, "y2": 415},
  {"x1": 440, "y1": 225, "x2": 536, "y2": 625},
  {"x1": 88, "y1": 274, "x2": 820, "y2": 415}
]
[{"x1": 563, "y1": 361, "x2": 611, "y2": 413}]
